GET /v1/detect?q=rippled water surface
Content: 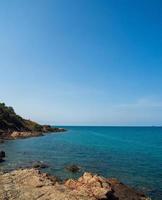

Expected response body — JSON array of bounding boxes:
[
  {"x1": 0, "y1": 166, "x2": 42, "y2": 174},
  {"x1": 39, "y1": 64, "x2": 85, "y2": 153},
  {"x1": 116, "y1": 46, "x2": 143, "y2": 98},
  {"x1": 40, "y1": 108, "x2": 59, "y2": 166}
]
[{"x1": 0, "y1": 126, "x2": 162, "y2": 200}]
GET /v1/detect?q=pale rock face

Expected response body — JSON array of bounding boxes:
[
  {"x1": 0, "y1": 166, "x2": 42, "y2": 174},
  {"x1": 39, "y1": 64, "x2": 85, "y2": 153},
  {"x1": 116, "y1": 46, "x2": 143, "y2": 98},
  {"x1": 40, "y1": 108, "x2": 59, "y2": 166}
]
[
  {"x1": 10, "y1": 131, "x2": 42, "y2": 139},
  {"x1": 65, "y1": 172, "x2": 112, "y2": 199},
  {"x1": 10, "y1": 131, "x2": 21, "y2": 138}
]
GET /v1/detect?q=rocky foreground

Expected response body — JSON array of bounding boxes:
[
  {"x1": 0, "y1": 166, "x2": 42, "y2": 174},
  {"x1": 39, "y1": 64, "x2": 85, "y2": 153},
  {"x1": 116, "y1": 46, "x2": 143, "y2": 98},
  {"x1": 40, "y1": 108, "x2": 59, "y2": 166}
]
[{"x1": 0, "y1": 168, "x2": 150, "y2": 200}]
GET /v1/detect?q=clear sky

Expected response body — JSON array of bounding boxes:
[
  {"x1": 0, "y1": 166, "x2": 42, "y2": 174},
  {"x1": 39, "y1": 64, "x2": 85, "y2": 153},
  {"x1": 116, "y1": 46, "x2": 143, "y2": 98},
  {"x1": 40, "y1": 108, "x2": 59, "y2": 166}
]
[{"x1": 0, "y1": 0, "x2": 162, "y2": 126}]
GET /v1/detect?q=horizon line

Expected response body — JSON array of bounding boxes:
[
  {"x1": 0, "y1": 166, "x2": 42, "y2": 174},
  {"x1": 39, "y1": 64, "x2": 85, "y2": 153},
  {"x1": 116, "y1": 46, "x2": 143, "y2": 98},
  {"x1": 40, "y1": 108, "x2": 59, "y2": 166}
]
[{"x1": 54, "y1": 125, "x2": 162, "y2": 127}]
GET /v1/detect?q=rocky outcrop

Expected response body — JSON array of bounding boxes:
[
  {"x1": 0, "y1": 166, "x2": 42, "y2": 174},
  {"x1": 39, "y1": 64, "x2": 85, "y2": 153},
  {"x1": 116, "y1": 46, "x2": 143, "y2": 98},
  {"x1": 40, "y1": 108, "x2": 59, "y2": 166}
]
[
  {"x1": 0, "y1": 168, "x2": 150, "y2": 200},
  {"x1": 65, "y1": 172, "x2": 150, "y2": 200},
  {"x1": 65, "y1": 172, "x2": 112, "y2": 199},
  {"x1": 8, "y1": 129, "x2": 66, "y2": 139},
  {"x1": 0, "y1": 102, "x2": 66, "y2": 140},
  {"x1": 10, "y1": 131, "x2": 43, "y2": 139}
]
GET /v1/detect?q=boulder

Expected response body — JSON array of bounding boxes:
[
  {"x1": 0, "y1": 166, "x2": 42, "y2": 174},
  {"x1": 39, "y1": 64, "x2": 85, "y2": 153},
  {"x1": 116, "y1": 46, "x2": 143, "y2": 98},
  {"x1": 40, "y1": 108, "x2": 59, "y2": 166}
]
[
  {"x1": 0, "y1": 150, "x2": 5, "y2": 162},
  {"x1": 65, "y1": 172, "x2": 151, "y2": 200},
  {"x1": 32, "y1": 161, "x2": 49, "y2": 169},
  {"x1": 107, "y1": 178, "x2": 151, "y2": 200},
  {"x1": 0, "y1": 139, "x2": 4, "y2": 143},
  {"x1": 65, "y1": 172, "x2": 112, "y2": 199},
  {"x1": 66, "y1": 164, "x2": 80, "y2": 173}
]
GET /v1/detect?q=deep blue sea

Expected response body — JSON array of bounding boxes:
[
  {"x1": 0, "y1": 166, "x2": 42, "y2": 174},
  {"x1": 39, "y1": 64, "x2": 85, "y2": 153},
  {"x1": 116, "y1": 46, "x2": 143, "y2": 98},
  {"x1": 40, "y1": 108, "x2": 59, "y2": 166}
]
[{"x1": 0, "y1": 126, "x2": 162, "y2": 200}]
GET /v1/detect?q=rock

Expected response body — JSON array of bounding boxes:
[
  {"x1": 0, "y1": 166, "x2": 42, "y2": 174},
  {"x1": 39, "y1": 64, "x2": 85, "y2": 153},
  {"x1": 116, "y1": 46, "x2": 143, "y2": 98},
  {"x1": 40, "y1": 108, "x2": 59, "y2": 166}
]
[
  {"x1": 42, "y1": 125, "x2": 66, "y2": 133},
  {"x1": 0, "y1": 102, "x2": 66, "y2": 140},
  {"x1": 57, "y1": 128, "x2": 66, "y2": 132},
  {"x1": 0, "y1": 150, "x2": 5, "y2": 162},
  {"x1": 65, "y1": 172, "x2": 151, "y2": 200},
  {"x1": 42, "y1": 125, "x2": 53, "y2": 132},
  {"x1": 47, "y1": 175, "x2": 62, "y2": 184},
  {"x1": 66, "y1": 164, "x2": 80, "y2": 173},
  {"x1": 107, "y1": 178, "x2": 151, "y2": 200},
  {"x1": 0, "y1": 169, "x2": 150, "y2": 200},
  {"x1": 65, "y1": 172, "x2": 112, "y2": 199},
  {"x1": 0, "y1": 139, "x2": 4, "y2": 143},
  {"x1": 10, "y1": 131, "x2": 43, "y2": 139},
  {"x1": 0, "y1": 169, "x2": 76, "y2": 200},
  {"x1": 32, "y1": 161, "x2": 49, "y2": 169},
  {"x1": 0, "y1": 151, "x2": 5, "y2": 157},
  {"x1": 9, "y1": 129, "x2": 66, "y2": 140}
]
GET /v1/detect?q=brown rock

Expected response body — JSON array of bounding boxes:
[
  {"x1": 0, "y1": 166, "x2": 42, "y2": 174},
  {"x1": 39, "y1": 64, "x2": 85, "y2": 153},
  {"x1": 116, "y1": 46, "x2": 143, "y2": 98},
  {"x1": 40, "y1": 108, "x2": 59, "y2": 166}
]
[
  {"x1": 65, "y1": 172, "x2": 112, "y2": 199},
  {"x1": 107, "y1": 178, "x2": 151, "y2": 200},
  {"x1": 10, "y1": 131, "x2": 43, "y2": 139},
  {"x1": 0, "y1": 169, "x2": 151, "y2": 200}
]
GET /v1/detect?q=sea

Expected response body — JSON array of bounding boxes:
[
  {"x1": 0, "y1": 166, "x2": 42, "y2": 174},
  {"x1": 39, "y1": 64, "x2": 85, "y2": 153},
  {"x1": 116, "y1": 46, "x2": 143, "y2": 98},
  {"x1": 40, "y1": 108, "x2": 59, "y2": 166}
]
[{"x1": 0, "y1": 126, "x2": 162, "y2": 200}]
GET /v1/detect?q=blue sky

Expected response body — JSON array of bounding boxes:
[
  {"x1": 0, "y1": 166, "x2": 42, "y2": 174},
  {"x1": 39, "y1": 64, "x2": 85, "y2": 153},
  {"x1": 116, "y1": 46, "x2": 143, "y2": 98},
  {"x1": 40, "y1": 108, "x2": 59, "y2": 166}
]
[{"x1": 0, "y1": 0, "x2": 162, "y2": 125}]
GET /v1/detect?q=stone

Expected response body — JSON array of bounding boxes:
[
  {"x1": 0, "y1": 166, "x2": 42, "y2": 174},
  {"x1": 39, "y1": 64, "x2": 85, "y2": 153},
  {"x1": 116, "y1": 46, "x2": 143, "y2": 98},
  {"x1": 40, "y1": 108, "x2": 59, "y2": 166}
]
[
  {"x1": 0, "y1": 169, "x2": 150, "y2": 200},
  {"x1": 65, "y1": 172, "x2": 112, "y2": 199},
  {"x1": 0, "y1": 150, "x2": 5, "y2": 162},
  {"x1": 32, "y1": 161, "x2": 49, "y2": 169},
  {"x1": 0, "y1": 139, "x2": 4, "y2": 143},
  {"x1": 66, "y1": 164, "x2": 80, "y2": 173}
]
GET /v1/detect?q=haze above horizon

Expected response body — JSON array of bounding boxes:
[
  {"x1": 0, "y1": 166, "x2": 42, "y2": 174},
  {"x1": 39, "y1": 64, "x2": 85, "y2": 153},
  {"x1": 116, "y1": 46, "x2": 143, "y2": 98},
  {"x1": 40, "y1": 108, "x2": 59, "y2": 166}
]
[{"x1": 0, "y1": 0, "x2": 162, "y2": 126}]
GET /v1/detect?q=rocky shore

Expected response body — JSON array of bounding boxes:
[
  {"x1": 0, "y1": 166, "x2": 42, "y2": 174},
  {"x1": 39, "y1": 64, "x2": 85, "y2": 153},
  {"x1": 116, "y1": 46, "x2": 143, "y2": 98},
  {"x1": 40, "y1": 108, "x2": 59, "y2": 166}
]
[
  {"x1": 0, "y1": 168, "x2": 150, "y2": 200},
  {"x1": 0, "y1": 128, "x2": 66, "y2": 140},
  {"x1": 0, "y1": 127, "x2": 66, "y2": 140},
  {"x1": 0, "y1": 102, "x2": 151, "y2": 199},
  {"x1": 0, "y1": 102, "x2": 66, "y2": 140}
]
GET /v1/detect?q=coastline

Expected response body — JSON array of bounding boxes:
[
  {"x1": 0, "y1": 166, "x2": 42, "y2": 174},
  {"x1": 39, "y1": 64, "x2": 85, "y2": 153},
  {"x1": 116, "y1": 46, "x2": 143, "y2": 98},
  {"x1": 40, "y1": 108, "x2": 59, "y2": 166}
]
[
  {"x1": 0, "y1": 127, "x2": 151, "y2": 199},
  {"x1": 0, "y1": 127, "x2": 66, "y2": 140},
  {"x1": 0, "y1": 168, "x2": 150, "y2": 200}
]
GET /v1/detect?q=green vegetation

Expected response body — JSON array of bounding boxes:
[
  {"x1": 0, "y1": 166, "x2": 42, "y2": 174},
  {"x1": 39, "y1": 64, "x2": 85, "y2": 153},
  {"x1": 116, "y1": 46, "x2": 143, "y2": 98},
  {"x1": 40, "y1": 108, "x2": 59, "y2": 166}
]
[
  {"x1": 0, "y1": 102, "x2": 52, "y2": 134},
  {"x1": 0, "y1": 102, "x2": 27, "y2": 133}
]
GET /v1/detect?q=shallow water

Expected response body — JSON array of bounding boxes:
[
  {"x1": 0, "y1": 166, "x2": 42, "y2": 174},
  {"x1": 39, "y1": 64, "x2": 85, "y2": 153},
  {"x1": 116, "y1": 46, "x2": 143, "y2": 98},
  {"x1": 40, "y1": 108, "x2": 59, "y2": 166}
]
[{"x1": 0, "y1": 126, "x2": 162, "y2": 200}]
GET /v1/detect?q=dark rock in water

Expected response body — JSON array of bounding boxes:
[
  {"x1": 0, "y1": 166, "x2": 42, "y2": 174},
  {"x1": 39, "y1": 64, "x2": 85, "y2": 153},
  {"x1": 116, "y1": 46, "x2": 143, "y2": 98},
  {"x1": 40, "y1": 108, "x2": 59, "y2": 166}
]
[
  {"x1": 66, "y1": 164, "x2": 80, "y2": 173},
  {"x1": 0, "y1": 150, "x2": 5, "y2": 162},
  {"x1": 32, "y1": 161, "x2": 49, "y2": 169},
  {"x1": 0, "y1": 139, "x2": 4, "y2": 144},
  {"x1": 107, "y1": 178, "x2": 149, "y2": 200},
  {"x1": 0, "y1": 151, "x2": 5, "y2": 158}
]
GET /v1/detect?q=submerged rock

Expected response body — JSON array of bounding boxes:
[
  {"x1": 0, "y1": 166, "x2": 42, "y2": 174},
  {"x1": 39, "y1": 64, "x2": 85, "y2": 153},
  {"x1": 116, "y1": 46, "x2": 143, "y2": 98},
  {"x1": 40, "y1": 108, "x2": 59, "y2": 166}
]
[
  {"x1": 0, "y1": 150, "x2": 5, "y2": 162},
  {"x1": 32, "y1": 161, "x2": 49, "y2": 169},
  {"x1": 0, "y1": 139, "x2": 4, "y2": 143},
  {"x1": 66, "y1": 164, "x2": 80, "y2": 173}
]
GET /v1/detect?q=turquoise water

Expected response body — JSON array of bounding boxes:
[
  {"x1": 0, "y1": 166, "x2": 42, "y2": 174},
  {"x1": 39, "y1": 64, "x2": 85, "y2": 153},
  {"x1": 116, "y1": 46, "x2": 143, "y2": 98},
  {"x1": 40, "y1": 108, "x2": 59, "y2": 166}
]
[{"x1": 0, "y1": 126, "x2": 162, "y2": 199}]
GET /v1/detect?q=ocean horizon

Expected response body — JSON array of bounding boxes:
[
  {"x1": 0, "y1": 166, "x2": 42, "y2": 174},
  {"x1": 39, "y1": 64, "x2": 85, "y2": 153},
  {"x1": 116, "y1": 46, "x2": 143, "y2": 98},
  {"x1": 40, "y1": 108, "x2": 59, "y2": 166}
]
[{"x1": 0, "y1": 126, "x2": 162, "y2": 200}]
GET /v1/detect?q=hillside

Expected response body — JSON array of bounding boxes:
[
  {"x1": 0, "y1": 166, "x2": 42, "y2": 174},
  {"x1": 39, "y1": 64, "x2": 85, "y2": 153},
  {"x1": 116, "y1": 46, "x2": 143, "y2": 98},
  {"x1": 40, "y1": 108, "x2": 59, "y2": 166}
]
[{"x1": 0, "y1": 102, "x2": 64, "y2": 139}]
